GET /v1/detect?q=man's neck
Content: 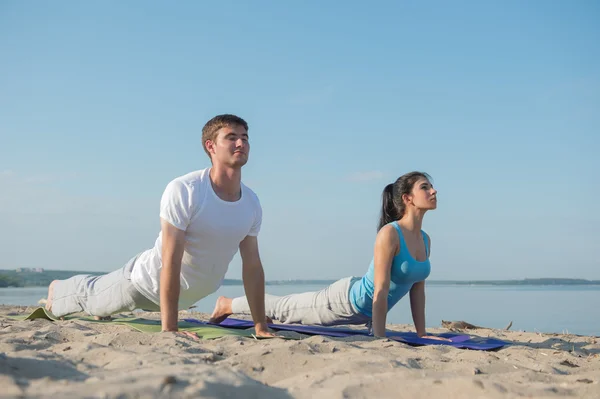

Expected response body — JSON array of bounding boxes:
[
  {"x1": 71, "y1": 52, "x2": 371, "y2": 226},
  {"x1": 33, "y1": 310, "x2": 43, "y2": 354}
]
[{"x1": 209, "y1": 164, "x2": 242, "y2": 201}]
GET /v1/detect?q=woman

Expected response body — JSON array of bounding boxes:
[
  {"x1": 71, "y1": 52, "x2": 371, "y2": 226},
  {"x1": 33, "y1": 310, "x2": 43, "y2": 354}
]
[{"x1": 210, "y1": 171, "x2": 444, "y2": 339}]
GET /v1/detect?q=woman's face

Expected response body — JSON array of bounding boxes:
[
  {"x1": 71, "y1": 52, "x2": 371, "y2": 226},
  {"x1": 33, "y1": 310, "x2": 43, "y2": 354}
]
[{"x1": 407, "y1": 178, "x2": 437, "y2": 210}]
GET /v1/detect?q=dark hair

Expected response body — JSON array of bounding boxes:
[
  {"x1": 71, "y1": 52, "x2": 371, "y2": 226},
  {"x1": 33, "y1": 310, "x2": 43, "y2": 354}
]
[
  {"x1": 378, "y1": 171, "x2": 433, "y2": 231},
  {"x1": 201, "y1": 114, "x2": 249, "y2": 158}
]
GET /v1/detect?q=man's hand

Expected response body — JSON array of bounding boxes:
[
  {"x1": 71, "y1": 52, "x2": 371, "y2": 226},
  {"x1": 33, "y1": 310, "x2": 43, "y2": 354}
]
[
  {"x1": 254, "y1": 321, "x2": 279, "y2": 338},
  {"x1": 162, "y1": 329, "x2": 200, "y2": 341}
]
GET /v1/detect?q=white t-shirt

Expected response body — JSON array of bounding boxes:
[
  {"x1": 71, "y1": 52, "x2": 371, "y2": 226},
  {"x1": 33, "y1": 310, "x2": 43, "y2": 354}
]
[{"x1": 130, "y1": 168, "x2": 262, "y2": 310}]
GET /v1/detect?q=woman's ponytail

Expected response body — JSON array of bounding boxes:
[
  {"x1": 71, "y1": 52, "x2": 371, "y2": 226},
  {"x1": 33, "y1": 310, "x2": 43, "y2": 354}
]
[{"x1": 378, "y1": 183, "x2": 399, "y2": 231}]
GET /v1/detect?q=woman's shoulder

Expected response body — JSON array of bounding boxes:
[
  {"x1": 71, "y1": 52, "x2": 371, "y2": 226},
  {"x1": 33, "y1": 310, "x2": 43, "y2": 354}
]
[
  {"x1": 378, "y1": 222, "x2": 398, "y2": 235},
  {"x1": 421, "y1": 229, "x2": 431, "y2": 241},
  {"x1": 375, "y1": 223, "x2": 401, "y2": 248},
  {"x1": 420, "y1": 229, "x2": 432, "y2": 251}
]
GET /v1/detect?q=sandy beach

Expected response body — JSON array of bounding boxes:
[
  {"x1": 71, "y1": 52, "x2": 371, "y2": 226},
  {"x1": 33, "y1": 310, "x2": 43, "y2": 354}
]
[{"x1": 0, "y1": 305, "x2": 598, "y2": 399}]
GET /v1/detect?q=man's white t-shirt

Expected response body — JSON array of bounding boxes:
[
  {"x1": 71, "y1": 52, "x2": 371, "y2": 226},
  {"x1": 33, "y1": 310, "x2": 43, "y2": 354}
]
[{"x1": 130, "y1": 168, "x2": 262, "y2": 310}]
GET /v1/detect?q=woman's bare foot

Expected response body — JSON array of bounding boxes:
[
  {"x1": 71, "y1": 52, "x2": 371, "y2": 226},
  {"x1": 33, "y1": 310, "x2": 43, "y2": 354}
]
[
  {"x1": 45, "y1": 280, "x2": 57, "y2": 313},
  {"x1": 209, "y1": 296, "x2": 274, "y2": 324},
  {"x1": 209, "y1": 296, "x2": 233, "y2": 324}
]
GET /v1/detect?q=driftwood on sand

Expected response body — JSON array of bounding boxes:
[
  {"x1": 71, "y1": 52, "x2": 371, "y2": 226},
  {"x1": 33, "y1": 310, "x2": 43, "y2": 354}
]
[{"x1": 442, "y1": 320, "x2": 513, "y2": 331}]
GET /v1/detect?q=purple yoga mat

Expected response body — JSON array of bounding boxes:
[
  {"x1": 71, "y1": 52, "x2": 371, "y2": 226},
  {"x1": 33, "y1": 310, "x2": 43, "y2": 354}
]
[{"x1": 182, "y1": 317, "x2": 506, "y2": 350}]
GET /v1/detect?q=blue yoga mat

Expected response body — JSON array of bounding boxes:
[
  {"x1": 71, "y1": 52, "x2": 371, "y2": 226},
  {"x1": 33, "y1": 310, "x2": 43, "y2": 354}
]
[{"x1": 182, "y1": 317, "x2": 507, "y2": 350}]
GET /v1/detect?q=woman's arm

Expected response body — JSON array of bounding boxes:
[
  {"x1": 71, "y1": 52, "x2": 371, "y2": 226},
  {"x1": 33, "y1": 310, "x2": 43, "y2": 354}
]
[
  {"x1": 410, "y1": 232, "x2": 429, "y2": 336},
  {"x1": 371, "y1": 225, "x2": 399, "y2": 337},
  {"x1": 409, "y1": 234, "x2": 449, "y2": 341},
  {"x1": 409, "y1": 281, "x2": 427, "y2": 337}
]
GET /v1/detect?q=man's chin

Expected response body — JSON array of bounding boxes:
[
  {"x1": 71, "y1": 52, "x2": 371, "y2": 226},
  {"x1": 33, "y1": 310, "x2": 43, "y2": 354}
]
[{"x1": 229, "y1": 158, "x2": 248, "y2": 168}]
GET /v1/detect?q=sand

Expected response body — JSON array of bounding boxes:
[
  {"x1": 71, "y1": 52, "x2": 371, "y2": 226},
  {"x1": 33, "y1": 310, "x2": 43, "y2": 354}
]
[{"x1": 0, "y1": 305, "x2": 598, "y2": 398}]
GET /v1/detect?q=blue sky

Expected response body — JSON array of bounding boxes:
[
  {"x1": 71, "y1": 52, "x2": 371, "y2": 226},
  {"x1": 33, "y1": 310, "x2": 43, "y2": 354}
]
[{"x1": 1, "y1": 1, "x2": 598, "y2": 280}]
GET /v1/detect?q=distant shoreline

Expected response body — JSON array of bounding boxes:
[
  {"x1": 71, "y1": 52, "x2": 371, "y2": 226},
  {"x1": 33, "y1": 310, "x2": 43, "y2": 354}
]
[
  {"x1": 264, "y1": 278, "x2": 600, "y2": 287},
  {"x1": 1, "y1": 270, "x2": 599, "y2": 288}
]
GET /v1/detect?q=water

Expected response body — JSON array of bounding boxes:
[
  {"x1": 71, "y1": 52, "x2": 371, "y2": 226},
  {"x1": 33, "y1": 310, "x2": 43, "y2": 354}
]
[{"x1": 2, "y1": 284, "x2": 599, "y2": 336}]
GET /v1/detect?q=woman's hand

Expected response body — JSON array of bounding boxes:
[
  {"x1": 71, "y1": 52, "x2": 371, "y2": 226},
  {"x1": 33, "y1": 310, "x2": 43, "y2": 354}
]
[{"x1": 419, "y1": 334, "x2": 451, "y2": 341}]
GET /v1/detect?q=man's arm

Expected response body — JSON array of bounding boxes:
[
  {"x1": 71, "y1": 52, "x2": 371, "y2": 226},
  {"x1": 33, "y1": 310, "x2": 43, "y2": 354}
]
[
  {"x1": 239, "y1": 235, "x2": 275, "y2": 337},
  {"x1": 159, "y1": 218, "x2": 186, "y2": 332}
]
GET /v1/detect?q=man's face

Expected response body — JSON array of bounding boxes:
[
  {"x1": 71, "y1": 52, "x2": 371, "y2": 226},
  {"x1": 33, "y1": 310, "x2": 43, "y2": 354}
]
[{"x1": 206, "y1": 124, "x2": 249, "y2": 168}]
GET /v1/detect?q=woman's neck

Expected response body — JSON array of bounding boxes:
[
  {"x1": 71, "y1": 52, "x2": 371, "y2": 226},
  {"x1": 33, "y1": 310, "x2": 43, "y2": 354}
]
[{"x1": 398, "y1": 209, "x2": 425, "y2": 232}]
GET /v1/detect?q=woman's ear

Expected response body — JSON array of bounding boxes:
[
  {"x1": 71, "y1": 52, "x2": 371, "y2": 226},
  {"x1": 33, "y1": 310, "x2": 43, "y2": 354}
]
[{"x1": 402, "y1": 193, "x2": 412, "y2": 206}]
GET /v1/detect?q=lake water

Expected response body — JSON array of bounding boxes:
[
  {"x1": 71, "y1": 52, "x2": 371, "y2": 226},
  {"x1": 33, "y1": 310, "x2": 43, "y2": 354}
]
[{"x1": 1, "y1": 284, "x2": 599, "y2": 336}]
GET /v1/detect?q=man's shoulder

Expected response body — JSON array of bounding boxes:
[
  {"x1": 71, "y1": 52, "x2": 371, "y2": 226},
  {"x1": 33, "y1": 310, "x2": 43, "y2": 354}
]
[
  {"x1": 164, "y1": 168, "x2": 210, "y2": 193},
  {"x1": 241, "y1": 182, "x2": 261, "y2": 205},
  {"x1": 161, "y1": 168, "x2": 210, "y2": 207},
  {"x1": 169, "y1": 168, "x2": 210, "y2": 186}
]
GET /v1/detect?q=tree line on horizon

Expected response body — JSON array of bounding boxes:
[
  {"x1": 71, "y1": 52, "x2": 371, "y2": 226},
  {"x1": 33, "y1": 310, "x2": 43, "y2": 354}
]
[{"x1": 1, "y1": 270, "x2": 599, "y2": 288}]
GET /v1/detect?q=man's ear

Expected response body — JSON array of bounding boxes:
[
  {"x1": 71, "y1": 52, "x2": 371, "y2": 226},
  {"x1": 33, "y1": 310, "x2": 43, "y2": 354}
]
[{"x1": 205, "y1": 139, "x2": 215, "y2": 155}]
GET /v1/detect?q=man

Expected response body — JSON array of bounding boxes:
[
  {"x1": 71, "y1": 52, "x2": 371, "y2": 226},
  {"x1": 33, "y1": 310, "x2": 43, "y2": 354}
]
[{"x1": 45, "y1": 114, "x2": 275, "y2": 338}]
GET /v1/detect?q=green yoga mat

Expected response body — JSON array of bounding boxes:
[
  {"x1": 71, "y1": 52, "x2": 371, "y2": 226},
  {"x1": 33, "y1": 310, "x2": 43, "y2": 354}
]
[{"x1": 6, "y1": 307, "x2": 279, "y2": 340}]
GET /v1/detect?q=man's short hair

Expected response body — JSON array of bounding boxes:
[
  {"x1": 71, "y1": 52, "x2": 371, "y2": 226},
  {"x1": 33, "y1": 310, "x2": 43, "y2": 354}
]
[{"x1": 201, "y1": 114, "x2": 249, "y2": 158}]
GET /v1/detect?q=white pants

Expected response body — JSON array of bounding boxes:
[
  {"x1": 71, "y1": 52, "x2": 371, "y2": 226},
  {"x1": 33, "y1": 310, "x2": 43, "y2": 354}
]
[
  {"x1": 231, "y1": 277, "x2": 370, "y2": 326},
  {"x1": 51, "y1": 253, "x2": 160, "y2": 317}
]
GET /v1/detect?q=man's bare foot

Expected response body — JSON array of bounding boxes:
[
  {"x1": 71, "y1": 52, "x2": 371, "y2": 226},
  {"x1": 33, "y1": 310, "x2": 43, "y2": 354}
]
[
  {"x1": 45, "y1": 280, "x2": 57, "y2": 313},
  {"x1": 209, "y1": 296, "x2": 233, "y2": 324}
]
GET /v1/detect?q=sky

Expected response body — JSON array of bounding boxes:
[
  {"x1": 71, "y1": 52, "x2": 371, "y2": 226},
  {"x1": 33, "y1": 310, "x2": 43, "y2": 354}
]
[{"x1": 1, "y1": 1, "x2": 598, "y2": 281}]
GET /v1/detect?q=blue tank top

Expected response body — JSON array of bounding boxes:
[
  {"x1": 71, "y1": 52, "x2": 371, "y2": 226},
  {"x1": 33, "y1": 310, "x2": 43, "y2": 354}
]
[{"x1": 349, "y1": 222, "x2": 431, "y2": 318}]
